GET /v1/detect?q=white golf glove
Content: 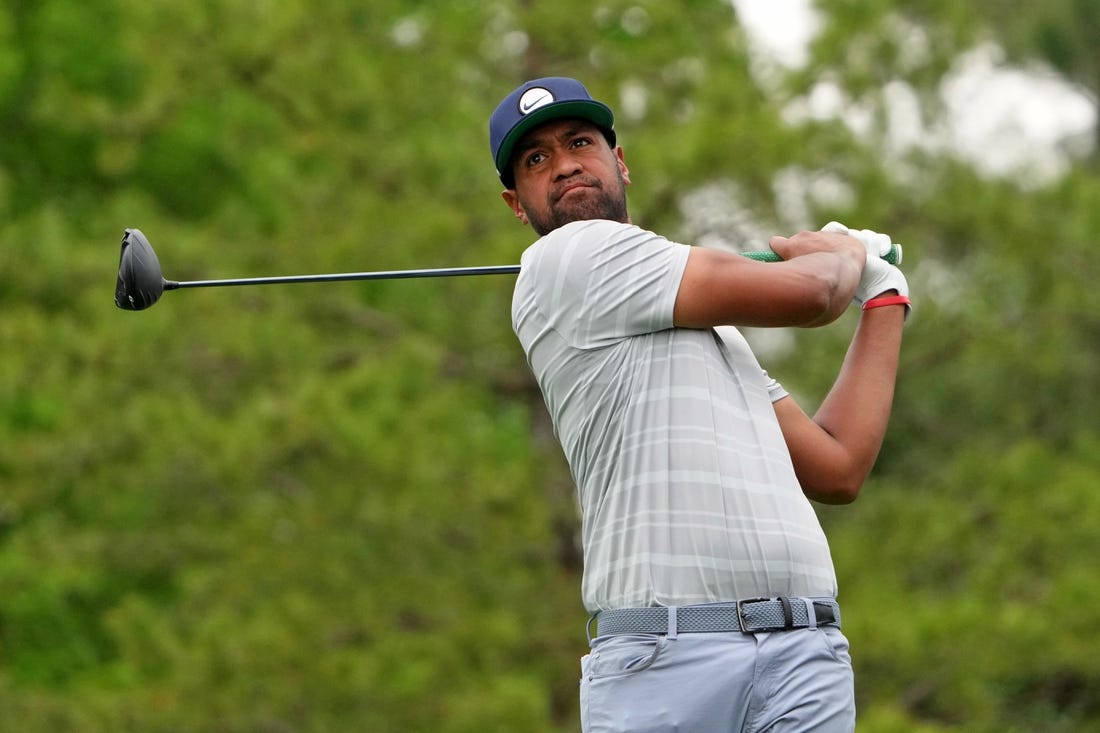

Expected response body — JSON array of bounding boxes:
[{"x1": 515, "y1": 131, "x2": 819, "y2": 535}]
[
  {"x1": 822, "y1": 221, "x2": 893, "y2": 259},
  {"x1": 857, "y1": 256, "x2": 909, "y2": 312},
  {"x1": 821, "y1": 222, "x2": 910, "y2": 315}
]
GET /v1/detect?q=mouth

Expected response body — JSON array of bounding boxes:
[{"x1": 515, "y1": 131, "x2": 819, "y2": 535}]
[{"x1": 553, "y1": 179, "x2": 597, "y2": 202}]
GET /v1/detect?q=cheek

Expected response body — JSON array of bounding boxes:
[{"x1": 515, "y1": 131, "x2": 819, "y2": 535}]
[{"x1": 514, "y1": 184, "x2": 544, "y2": 213}]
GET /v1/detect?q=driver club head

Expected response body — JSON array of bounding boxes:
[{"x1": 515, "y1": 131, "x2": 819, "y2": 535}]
[{"x1": 115, "y1": 228, "x2": 166, "y2": 311}]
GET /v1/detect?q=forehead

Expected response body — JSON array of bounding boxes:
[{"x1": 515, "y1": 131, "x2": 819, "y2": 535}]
[{"x1": 516, "y1": 118, "x2": 604, "y2": 151}]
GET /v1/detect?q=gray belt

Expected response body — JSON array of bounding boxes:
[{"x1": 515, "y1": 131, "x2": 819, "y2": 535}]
[{"x1": 591, "y1": 597, "x2": 840, "y2": 637}]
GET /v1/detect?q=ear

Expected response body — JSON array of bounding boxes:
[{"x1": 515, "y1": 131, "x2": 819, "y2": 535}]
[
  {"x1": 501, "y1": 189, "x2": 529, "y2": 225},
  {"x1": 615, "y1": 147, "x2": 631, "y2": 186}
]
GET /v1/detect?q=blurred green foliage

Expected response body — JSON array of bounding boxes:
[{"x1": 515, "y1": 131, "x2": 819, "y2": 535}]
[{"x1": 1, "y1": 0, "x2": 1098, "y2": 730}]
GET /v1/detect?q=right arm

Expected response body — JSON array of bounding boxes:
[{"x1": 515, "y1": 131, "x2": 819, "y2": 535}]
[{"x1": 673, "y1": 230, "x2": 865, "y2": 329}]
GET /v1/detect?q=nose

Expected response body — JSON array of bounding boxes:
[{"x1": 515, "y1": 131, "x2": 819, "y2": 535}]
[{"x1": 552, "y1": 150, "x2": 583, "y2": 180}]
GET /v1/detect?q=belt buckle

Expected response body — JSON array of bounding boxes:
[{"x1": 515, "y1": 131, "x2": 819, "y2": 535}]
[
  {"x1": 812, "y1": 600, "x2": 838, "y2": 626},
  {"x1": 735, "y1": 597, "x2": 770, "y2": 633}
]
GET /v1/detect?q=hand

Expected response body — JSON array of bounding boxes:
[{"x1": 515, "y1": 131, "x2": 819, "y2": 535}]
[
  {"x1": 769, "y1": 228, "x2": 864, "y2": 262},
  {"x1": 822, "y1": 222, "x2": 909, "y2": 312},
  {"x1": 822, "y1": 222, "x2": 893, "y2": 260},
  {"x1": 856, "y1": 257, "x2": 909, "y2": 311}
]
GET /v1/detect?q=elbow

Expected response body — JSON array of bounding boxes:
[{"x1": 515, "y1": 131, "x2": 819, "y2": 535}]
[
  {"x1": 797, "y1": 462, "x2": 866, "y2": 504},
  {"x1": 805, "y1": 481, "x2": 862, "y2": 505}
]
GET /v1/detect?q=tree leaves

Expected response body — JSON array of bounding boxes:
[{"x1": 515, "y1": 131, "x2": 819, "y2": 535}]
[{"x1": 2, "y1": 0, "x2": 1099, "y2": 730}]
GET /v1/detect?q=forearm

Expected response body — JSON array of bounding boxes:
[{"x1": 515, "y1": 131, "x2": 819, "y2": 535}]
[
  {"x1": 777, "y1": 303, "x2": 905, "y2": 503},
  {"x1": 673, "y1": 241, "x2": 863, "y2": 329}
]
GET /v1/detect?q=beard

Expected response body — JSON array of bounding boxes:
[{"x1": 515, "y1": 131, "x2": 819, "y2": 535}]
[{"x1": 523, "y1": 171, "x2": 630, "y2": 237}]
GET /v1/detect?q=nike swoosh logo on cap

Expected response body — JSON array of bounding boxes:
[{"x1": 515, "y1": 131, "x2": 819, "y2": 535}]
[
  {"x1": 518, "y1": 88, "x2": 554, "y2": 114},
  {"x1": 519, "y1": 94, "x2": 545, "y2": 112}
]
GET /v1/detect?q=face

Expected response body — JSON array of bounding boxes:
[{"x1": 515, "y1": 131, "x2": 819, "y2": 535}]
[{"x1": 501, "y1": 119, "x2": 631, "y2": 236}]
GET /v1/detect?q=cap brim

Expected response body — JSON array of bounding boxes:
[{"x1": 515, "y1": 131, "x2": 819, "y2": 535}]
[{"x1": 495, "y1": 100, "x2": 614, "y2": 185}]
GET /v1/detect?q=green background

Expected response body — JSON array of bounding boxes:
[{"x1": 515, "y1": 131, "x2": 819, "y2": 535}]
[{"x1": 2, "y1": 1, "x2": 1099, "y2": 730}]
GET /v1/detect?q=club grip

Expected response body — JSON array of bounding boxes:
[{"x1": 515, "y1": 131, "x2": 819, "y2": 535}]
[{"x1": 741, "y1": 243, "x2": 902, "y2": 265}]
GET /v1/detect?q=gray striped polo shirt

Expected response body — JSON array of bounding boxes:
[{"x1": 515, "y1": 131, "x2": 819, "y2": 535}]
[{"x1": 512, "y1": 219, "x2": 837, "y2": 612}]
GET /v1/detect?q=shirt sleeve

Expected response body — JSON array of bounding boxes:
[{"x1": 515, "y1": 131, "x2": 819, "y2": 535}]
[
  {"x1": 518, "y1": 220, "x2": 690, "y2": 349},
  {"x1": 761, "y1": 370, "x2": 789, "y2": 403},
  {"x1": 712, "y1": 326, "x2": 788, "y2": 403}
]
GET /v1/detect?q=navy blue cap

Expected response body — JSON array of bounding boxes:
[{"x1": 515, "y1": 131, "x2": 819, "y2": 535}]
[{"x1": 489, "y1": 77, "x2": 615, "y2": 188}]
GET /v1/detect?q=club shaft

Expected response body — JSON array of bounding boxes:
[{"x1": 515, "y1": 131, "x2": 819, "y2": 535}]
[
  {"x1": 162, "y1": 244, "x2": 901, "y2": 290},
  {"x1": 164, "y1": 265, "x2": 523, "y2": 290}
]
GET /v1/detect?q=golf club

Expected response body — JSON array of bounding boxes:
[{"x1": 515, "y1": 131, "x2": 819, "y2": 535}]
[{"x1": 114, "y1": 228, "x2": 902, "y2": 311}]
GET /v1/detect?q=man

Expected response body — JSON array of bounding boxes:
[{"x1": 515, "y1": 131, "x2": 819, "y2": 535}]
[{"x1": 489, "y1": 77, "x2": 908, "y2": 732}]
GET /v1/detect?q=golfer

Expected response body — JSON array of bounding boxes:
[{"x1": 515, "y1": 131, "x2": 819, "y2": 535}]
[{"x1": 490, "y1": 77, "x2": 908, "y2": 732}]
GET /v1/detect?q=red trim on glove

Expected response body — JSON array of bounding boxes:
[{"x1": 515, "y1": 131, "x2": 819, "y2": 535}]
[{"x1": 862, "y1": 294, "x2": 911, "y2": 311}]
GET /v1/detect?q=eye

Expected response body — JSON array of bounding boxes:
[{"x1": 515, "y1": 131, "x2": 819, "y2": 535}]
[
  {"x1": 570, "y1": 136, "x2": 593, "y2": 149},
  {"x1": 524, "y1": 151, "x2": 547, "y2": 168}
]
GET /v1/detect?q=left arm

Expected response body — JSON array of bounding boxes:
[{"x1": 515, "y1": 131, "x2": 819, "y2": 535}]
[{"x1": 773, "y1": 299, "x2": 906, "y2": 504}]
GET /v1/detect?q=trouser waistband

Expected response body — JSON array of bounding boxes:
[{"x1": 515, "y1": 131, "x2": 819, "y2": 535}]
[{"x1": 589, "y1": 597, "x2": 840, "y2": 639}]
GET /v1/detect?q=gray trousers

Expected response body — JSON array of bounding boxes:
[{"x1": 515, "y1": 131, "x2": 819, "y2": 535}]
[{"x1": 580, "y1": 626, "x2": 855, "y2": 732}]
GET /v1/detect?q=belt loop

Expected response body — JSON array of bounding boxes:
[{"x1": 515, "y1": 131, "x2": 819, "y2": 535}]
[
  {"x1": 802, "y1": 598, "x2": 817, "y2": 629},
  {"x1": 586, "y1": 612, "x2": 598, "y2": 643},
  {"x1": 778, "y1": 596, "x2": 794, "y2": 629},
  {"x1": 667, "y1": 606, "x2": 678, "y2": 640}
]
